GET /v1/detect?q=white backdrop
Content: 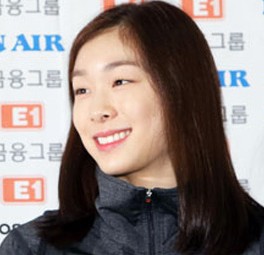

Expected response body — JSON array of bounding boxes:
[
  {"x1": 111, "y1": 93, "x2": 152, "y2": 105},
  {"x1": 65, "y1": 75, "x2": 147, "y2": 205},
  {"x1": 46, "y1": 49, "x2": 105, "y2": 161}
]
[{"x1": 0, "y1": 0, "x2": 264, "y2": 243}]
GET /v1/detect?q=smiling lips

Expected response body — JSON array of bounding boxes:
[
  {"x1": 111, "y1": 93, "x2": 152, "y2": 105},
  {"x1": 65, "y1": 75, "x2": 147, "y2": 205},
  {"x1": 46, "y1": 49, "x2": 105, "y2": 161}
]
[{"x1": 93, "y1": 128, "x2": 132, "y2": 151}]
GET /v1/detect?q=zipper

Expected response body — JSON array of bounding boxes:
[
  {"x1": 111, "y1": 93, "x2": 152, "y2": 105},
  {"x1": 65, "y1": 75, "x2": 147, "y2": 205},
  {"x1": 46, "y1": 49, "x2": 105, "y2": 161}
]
[{"x1": 145, "y1": 188, "x2": 155, "y2": 255}]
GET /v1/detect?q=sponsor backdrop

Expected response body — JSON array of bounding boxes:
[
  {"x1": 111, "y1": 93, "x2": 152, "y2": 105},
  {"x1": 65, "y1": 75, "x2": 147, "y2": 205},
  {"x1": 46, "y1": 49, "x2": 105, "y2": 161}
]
[{"x1": 0, "y1": 0, "x2": 263, "y2": 243}]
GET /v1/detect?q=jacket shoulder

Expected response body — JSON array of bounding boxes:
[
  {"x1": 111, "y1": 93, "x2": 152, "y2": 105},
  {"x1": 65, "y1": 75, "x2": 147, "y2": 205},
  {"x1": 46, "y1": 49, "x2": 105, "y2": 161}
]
[
  {"x1": 246, "y1": 210, "x2": 264, "y2": 254},
  {"x1": 260, "y1": 216, "x2": 264, "y2": 254},
  {"x1": 0, "y1": 210, "x2": 58, "y2": 255}
]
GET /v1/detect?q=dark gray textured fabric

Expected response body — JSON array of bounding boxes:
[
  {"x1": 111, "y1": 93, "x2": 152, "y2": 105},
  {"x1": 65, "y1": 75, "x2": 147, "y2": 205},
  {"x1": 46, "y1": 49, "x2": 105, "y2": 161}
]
[{"x1": 1, "y1": 168, "x2": 264, "y2": 255}]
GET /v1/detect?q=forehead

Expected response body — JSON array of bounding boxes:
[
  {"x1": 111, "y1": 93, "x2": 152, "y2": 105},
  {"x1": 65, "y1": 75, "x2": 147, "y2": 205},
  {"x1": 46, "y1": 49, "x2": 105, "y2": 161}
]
[
  {"x1": 71, "y1": 29, "x2": 148, "y2": 82},
  {"x1": 74, "y1": 28, "x2": 139, "y2": 68},
  {"x1": 74, "y1": 27, "x2": 142, "y2": 72}
]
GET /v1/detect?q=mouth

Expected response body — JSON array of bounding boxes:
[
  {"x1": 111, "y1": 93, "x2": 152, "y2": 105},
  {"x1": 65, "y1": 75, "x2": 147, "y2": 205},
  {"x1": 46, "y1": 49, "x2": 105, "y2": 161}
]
[{"x1": 93, "y1": 128, "x2": 132, "y2": 151}]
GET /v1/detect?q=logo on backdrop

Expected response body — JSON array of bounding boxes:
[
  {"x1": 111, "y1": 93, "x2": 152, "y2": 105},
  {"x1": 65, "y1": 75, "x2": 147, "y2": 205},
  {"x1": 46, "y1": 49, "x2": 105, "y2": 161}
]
[
  {"x1": 1, "y1": 177, "x2": 45, "y2": 203},
  {"x1": 239, "y1": 179, "x2": 250, "y2": 192},
  {"x1": 218, "y1": 70, "x2": 251, "y2": 87},
  {"x1": 0, "y1": 103, "x2": 43, "y2": 129},
  {"x1": 0, "y1": 34, "x2": 64, "y2": 52},
  {"x1": 182, "y1": 0, "x2": 223, "y2": 19},
  {"x1": 103, "y1": 0, "x2": 145, "y2": 10},
  {"x1": 0, "y1": 1, "x2": 59, "y2": 16},
  {"x1": 0, "y1": 223, "x2": 20, "y2": 236},
  {"x1": 222, "y1": 105, "x2": 248, "y2": 124}
]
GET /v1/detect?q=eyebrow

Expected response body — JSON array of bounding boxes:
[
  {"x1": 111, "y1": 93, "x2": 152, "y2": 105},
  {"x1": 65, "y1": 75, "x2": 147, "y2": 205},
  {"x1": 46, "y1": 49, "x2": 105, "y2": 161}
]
[
  {"x1": 104, "y1": 60, "x2": 139, "y2": 71},
  {"x1": 72, "y1": 60, "x2": 140, "y2": 78}
]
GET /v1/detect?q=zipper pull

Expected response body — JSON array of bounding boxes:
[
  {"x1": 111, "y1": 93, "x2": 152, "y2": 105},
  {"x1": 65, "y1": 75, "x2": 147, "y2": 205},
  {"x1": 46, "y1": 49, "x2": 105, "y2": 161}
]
[{"x1": 145, "y1": 189, "x2": 153, "y2": 204}]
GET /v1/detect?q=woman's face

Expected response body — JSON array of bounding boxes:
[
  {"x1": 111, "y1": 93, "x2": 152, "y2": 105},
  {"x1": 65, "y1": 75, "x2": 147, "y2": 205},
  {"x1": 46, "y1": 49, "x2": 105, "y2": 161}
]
[{"x1": 72, "y1": 28, "x2": 172, "y2": 184}]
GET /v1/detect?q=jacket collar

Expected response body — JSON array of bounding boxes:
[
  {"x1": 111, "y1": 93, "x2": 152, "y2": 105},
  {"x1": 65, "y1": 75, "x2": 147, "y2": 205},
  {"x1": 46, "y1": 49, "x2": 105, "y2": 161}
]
[{"x1": 95, "y1": 167, "x2": 179, "y2": 225}]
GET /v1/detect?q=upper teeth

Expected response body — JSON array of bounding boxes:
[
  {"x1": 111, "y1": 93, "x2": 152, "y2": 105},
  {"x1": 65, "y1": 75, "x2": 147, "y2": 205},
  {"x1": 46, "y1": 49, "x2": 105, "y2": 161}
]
[{"x1": 97, "y1": 130, "x2": 131, "y2": 145}]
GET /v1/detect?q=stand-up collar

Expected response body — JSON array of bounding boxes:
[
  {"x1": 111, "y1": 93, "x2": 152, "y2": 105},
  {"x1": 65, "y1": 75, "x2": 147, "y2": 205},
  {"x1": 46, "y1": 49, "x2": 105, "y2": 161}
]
[
  {"x1": 95, "y1": 167, "x2": 179, "y2": 225},
  {"x1": 73, "y1": 168, "x2": 180, "y2": 254}
]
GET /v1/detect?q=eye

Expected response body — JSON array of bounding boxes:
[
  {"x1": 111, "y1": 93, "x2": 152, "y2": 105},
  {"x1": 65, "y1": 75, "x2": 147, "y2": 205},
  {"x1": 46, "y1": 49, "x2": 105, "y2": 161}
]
[
  {"x1": 74, "y1": 88, "x2": 89, "y2": 95},
  {"x1": 114, "y1": 79, "x2": 131, "y2": 86}
]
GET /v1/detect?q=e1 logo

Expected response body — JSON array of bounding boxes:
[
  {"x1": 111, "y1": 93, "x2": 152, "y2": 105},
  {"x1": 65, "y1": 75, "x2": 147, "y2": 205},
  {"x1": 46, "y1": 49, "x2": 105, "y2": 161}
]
[
  {"x1": 2, "y1": 177, "x2": 45, "y2": 203},
  {"x1": 1, "y1": 104, "x2": 43, "y2": 129},
  {"x1": 103, "y1": 0, "x2": 144, "y2": 10},
  {"x1": 182, "y1": 0, "x2": 223, "y2": 19}
]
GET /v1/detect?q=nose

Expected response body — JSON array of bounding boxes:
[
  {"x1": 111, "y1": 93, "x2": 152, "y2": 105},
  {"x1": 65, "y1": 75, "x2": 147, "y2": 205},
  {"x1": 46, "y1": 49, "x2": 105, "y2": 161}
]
[
  {"x1": 90, "y1": 111, "x2": 116, "y2": 122},
  {"x1": 89, "y1": 94, "x2": 117, "y2": 123}
]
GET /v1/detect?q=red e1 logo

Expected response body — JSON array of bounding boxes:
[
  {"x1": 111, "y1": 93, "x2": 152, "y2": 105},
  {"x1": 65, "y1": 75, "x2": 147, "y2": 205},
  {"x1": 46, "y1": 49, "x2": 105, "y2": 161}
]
[
  {"x1": 182, "y1": 0, "x2": 223, "y2": 19},
  {"x1": 1, "y1": 104, "x2": 43, "y2": 129},
  {"x1": 2, "y1": 177, "x2": 45, "y2": 203},
  {"x1": 103, "y1": 0, "x2": 144, "y2": 10}
]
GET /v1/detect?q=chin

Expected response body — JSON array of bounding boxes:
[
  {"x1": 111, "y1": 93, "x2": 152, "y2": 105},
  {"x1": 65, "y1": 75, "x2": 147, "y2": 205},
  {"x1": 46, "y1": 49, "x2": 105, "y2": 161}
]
[{"x1": 97, "y1": 162, "x2": 131, "y2": 177}]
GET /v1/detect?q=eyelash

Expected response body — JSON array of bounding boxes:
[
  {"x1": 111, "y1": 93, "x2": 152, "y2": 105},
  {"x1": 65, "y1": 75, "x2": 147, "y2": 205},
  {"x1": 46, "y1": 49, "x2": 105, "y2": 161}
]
[
  {"x1": 74, "y1": 79, "x2": 133, "y2": 96},
  {"x1": 113, "y1": 79, "x2": 132, "y2": 86},
  {"x1": 74, "y1": 88, "x2": 88, "y2": 95}
]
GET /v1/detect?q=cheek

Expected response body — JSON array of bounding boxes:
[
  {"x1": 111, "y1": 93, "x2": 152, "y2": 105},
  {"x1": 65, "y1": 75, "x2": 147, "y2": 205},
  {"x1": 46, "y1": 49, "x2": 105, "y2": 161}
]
[
  {"x1": 72, "y1": 104, "x2": 80, "y2": 129},
  {"x1": 72, "y1": 103, "x2": 87, "y2": 134},
  {"x1": 120, "y1": 93, "x2": 164, "y2": 132}
]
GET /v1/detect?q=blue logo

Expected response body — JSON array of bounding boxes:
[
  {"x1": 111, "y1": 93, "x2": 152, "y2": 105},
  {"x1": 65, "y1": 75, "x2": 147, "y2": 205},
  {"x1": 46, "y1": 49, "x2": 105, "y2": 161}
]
[
  {"x1": 0, "y1": 34, "x2": 65, "y2": 52},
  {"x1": 218, "y1": 70, "x2": 250, "y2": 87}
]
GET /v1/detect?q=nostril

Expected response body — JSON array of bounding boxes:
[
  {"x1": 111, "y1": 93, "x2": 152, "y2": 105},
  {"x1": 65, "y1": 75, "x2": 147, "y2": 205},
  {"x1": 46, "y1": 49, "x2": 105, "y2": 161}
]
[
  {"x1": 90, "y1": 108, "x2": 117, "y2": 122},
  {"x1": 91, "y1": 112, "x2": 111, "y2": 122}
]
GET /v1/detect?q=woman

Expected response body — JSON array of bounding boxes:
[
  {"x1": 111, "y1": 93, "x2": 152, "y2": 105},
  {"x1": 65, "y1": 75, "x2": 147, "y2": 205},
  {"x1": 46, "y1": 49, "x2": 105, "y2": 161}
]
[{"x1": 1, "y1": 1, "x2": 264, "y2": 254}]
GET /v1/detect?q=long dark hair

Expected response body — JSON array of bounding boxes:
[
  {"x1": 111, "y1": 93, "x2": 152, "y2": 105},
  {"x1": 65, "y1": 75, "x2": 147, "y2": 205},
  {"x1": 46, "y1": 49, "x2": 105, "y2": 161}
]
[{"x1": 38, "y1": 1, "x2": 264, "y2": 254}]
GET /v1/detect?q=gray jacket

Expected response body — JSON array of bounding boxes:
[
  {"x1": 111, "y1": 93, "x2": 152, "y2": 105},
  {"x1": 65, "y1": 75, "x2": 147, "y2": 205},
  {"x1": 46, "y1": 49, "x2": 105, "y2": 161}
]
[{"x1": 1, "y1": 169, "x2": 264, "y2": 254}]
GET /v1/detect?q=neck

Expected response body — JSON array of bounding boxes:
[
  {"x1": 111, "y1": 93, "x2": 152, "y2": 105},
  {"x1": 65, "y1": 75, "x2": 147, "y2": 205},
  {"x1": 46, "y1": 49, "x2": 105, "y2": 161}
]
[{"x1": 116, "y1": 160, "x2": 177, "y2": 189}]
